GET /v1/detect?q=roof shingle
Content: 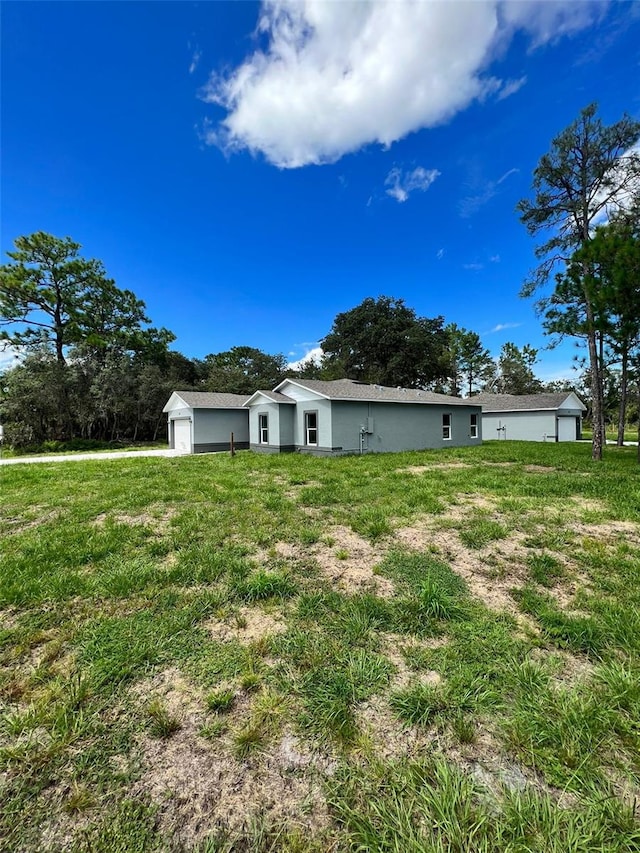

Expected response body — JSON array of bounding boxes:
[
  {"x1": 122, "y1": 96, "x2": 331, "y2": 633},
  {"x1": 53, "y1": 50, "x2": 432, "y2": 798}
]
[
  {"x1": 171, "y1": 391, "x2": 249, "y2": 409},
  {"x1": 279, "y1": 378, "x2": 477, "y2": 406},
  {"x1": 471, "y1": 392, "x2": 585, "y2": 412}
]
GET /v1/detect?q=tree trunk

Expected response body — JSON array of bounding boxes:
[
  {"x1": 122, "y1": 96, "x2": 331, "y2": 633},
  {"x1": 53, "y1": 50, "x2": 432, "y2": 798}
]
[
  {"x1": 617, "y1": 349, "x2": 628, "y2": 446},
  {"x1": 586, "y1": 322, "x2": 604, "y2": 461}
]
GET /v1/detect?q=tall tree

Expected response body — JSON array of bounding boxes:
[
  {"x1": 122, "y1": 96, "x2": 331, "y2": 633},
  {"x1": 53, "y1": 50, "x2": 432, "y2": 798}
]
[
  {"x1": 445, "y1": 324, "x2": 495, "y2": 397},
  {"x1": 0, "y1": 232, "x2": 168, "y2": 367},
  {"x1": 1, "y1": 233, "x2": 112, "y2": 364},
  {"x1": 203, "y1": 346, "x2": 288, "y2": 395},
  {"x1": 321, "y1": 296, "x2": 448, "y2": 389},
  {"x1": 548, "y1": 216, "x2": 640, "y2": 447},
  {"x1": 517, "y1": 103, "x2": 640, "y2": 460},
  {"x1": 494, "y1": 342, "x2": 544, "y2": 395}
]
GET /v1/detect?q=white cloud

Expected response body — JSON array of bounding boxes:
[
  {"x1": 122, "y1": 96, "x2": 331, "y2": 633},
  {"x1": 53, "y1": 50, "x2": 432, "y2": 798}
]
[
  {"x1": 490, "y1": 254, "x2": 501, "y2": 263},
  {"x1": 463, "y1": 262, "x2": 484, "y2": 271},
  {"x1": 499, "y1": 0, "x2": 608, "y2": 48},
  {"x1": 496, "y1": 75, "x2": 527, "y2": 100},
  {"x1": 288, "y1": 346, "x2": 324, "y2": 371},
  {"x1": 488, "y1": 322, "x2": 522, "y2": 333},
  {"x1": 436, "y1": 248, "x2": 445, "y2": 260},
  {"x1": 459, "y1": 166, "x2": 519, "y2": 217},
  {"x1": 189, "y1": 50, "x2": 202, "y2": 75},
  {"x1": 385, "y1": 166, "x2": 440, "y2": 203},
  {"x1": 0, "y1": 345, "x2": 24, "y2": 373},
  {"x1": 202, "y1": 1, "x2": 606, "y2": 168},
  {"x1": 591, "y1": 141, "x2": 640, "y2": 227}
]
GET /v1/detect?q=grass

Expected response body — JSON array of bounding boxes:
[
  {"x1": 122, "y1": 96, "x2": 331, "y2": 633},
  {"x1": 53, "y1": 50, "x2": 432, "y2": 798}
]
[{"x1": 1, "y1": 441, "x2": 639, "y2": 850}]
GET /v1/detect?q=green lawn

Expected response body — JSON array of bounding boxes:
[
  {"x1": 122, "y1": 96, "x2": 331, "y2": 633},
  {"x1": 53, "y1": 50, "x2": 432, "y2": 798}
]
[
  {"x1": 1, "y1": 442, "x2": 639, "y2": 851},
  {"x1": 582, "y1": 428, "x2": 639, "y2": 444}
]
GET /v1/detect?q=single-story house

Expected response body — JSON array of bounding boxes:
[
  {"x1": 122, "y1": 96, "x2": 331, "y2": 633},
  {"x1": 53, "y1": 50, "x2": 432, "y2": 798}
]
[
  {"x1": 163, "y1": 391, "x2": 249, "y2": 454},
  {"x1": 245, "y1": 378, "x2": 483, "y2": 455},
  {"x1": 472, "y1": 392, "x2": 587, "y2": 442}
]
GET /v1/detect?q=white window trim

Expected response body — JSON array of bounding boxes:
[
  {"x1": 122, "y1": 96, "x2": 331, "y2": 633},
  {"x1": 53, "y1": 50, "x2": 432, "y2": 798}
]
[
  {"x1": 470, "y1": 413, "x2": 478, "y2": 439},
  {"x1": 304, "y1": 410, "x2": 318, "y2": 446},
  {"x1": 258, "y1": 413, "x2": 269, "y2": 445},
  {"x1": 442, "y1": 413, "x2": 452, "y2": 441}
]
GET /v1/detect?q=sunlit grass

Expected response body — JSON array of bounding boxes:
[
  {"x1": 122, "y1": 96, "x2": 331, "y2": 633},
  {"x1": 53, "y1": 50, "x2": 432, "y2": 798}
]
[{"x1": 1, "y1": 441, "x2": 639, "y2": 850}]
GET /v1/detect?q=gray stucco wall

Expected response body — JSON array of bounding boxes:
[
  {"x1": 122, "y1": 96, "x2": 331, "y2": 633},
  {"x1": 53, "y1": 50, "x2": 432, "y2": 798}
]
[
  {"x1": 279, "y1": 405, "x2": 295, "y2": 448},
  {"x1": 249, "y1": 402, "x2": 295, "y2": 452},
  {"x1": 331, "y1": 402, "x2": 482, "y2": 453},
  {"x1": 482, "y1": 411, "x2": 558, "y2": 442},
  {"x1": 192, "y1": 409, "x2": 249, "y2": 452},
  {"x1": 293, "y1": 398, "x2": 333, "y2": 452}
]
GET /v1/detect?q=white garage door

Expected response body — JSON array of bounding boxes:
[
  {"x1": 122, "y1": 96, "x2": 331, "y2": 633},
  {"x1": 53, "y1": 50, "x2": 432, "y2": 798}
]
[
  {"x1": 173, "y1": 419, "x2": 192, "y2": 453},
  {"x1": 557, "y1": 417, "x2": 576, "y2": 442}
]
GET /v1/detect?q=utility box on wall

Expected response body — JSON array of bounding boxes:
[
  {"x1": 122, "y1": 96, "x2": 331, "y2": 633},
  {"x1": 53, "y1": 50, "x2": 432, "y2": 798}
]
[{"x1": 365, "y1": 417, "x2": 375, "y2": 434}]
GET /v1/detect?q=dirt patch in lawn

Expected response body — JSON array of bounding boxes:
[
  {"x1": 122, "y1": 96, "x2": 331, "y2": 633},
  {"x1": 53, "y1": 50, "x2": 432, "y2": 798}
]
[
  {"x1": 399, "y1": 462, "x2": 472, "y2": 474},
  {"x1": 311, "y1": 526, "x2": 395, "y2": 597},
  {"x1": 0, "y1": 608, "x2": 21, "y2": 630},
  {"x1": 205, "y1": 606, "x2": 287, "y2": 644},
  {"x1": 357, "y1": 695, "x2": 433, "y2": 760},
  {"x1": 130, "y1": 670, "x2": 330, "y2": 849},
  {"x1": 396, "y1": 518, "x2": 529, "y2": 617},
  {"x1": 524, "y1": 465, "x2": 558, "y2": 473},
  {"x1": 482, "y1": 461, "x2": 516, "y2": 468},
  {"x1": 572, "y1": 519, "x2": 640, "y2": 547},
  {"x1": 2, "y1": 506, "x2": 60, "y2": 534},
  {"x1": 447, "y1": 723, "x2": 561, "y2": 802},
  {"x1": 92, "y1": 505, "x2": 176, "y2": 532},
  {"x1": 380, "y1": 633, "x2": 444, "y2": 690}
]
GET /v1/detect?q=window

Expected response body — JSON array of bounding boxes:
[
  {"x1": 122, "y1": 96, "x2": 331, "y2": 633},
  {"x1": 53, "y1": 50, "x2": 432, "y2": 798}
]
[
  {"x1": 305, "y1": 411, "x2": 318, "y2": 446},
  {"x1": 442, "y1": 413, "x2": 451, "y2": 440},
  {"x1": 258, "y1": 413, "x2": 268, "y2": 444},
  {"x1": 470, "y1": 413, "x2": 478, "y2": 438}
]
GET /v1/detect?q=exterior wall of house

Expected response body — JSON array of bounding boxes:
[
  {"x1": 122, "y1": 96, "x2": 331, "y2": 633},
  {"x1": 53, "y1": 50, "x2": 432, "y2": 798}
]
[
  {"x1": 293, "y1": 398, "x2": 333, "y2": 454},
  {"x1": 482, "y1": 411, "x2": 558, "y2": 442},
  {"x1": 192, "y1": 409, "x2": 249, "y2": 453},
  {"x1": 279, "y1": 405, "x2": 295, "y2": 449},
  {"x1": 249, "y1": 402, "x2": 295, "y2": 453},
  {"x1": 167, "y1": 407, "x2": 249, "y2": 453},
  {"x1": 277, "y1": 382, "x2": 323, "y2": 403},
  {"x1": 167, "y1": 404, "x2": 192, "y2": 452},
  {"x1": 331, "y1": 402, "x2": 482, "y2": 454},
  {"x1": 557, "y1": 405, "x2": 583, "y2": 441}
]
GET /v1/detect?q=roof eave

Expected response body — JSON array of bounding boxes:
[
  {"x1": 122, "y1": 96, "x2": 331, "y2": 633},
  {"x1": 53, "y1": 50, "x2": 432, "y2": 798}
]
[{"x1": 275, "y1": 378, "x2": 331, "y2": 400}]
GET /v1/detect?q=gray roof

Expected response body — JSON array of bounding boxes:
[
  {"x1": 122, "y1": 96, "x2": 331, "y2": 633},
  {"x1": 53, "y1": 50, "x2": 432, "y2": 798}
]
[
  {"x1": 245, "y1": 390, "x2": 296, "y2": 405},
  {"x1": 471, "y1": 392, "x2": 585, "y2": 413},
  {"x1": 171, "y1": 391, "x2": 249, "y2": 409},
  {"x1": 279, "y1": 378, "x2": 477, "y2": 406}
]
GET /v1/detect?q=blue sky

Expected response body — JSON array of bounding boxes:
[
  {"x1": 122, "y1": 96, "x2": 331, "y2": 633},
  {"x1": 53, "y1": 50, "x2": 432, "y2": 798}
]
[{"x1": 2, "y1": 1, "x2": 640, "y2": 382}]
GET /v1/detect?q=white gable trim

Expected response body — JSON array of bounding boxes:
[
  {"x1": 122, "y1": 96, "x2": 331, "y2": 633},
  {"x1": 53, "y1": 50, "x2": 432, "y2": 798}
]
[
  {"x1": 274, "y1": 378, "x2": 330, "y2": 400},
  {"x1": 560, "y1": 393, "x2": 587, "y2": 412},
  {"x1": 163, "y1": 392, "x2": 190, "y2": 413}
]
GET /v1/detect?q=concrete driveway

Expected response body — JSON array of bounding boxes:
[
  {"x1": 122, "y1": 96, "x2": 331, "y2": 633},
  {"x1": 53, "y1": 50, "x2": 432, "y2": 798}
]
[{"x1": 0, "y1": 448, "x2": 187, "y2": 465}]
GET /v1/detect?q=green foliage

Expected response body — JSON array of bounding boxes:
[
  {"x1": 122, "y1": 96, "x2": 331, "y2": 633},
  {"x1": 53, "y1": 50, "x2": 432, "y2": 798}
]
[
  {"x1": 202, "y1": 345, "x2": 287, "y2": 395},
  {"x1": 206, "y1": 688, "x2": 236, "y2": 713},
  {"x1": 320, "y1": 295, "x2": 449, "y2": 388},
  {"x1": 2, "y1": 444, "x2": 640, "y2": 850},
  {"x1": 494, "y1": 342, "x2": 543, "y2": 395},
  {"x1": 445, "y1": 323, "x2": 496, "y2": 396},
  {"x1": 147, "y1": 699, "x2": 181, "y2": 738},
  {"x1": 458, "y1": 516, "x2": 508, "y2": 549},
  {"x1": 330, "y1": 757, "x2": 640, "y2": 853},
  {"x1": 527, "y1": 552, "x2": 565, "y2": 587},
  {"x1": 518, "y1": 103, "x2": 640, "y2": 460},
  {"x1": 232, "y1": 570, "x2": 296, "y2": 602},
  {"x1": 418, "y1": 577, "x2": 464, "y2": 620}
]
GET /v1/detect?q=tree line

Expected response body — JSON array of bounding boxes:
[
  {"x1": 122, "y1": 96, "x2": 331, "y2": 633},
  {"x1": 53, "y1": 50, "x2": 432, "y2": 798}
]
[{"x1": 1, "y1": 104, "x2": 638, "y2": 457}]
